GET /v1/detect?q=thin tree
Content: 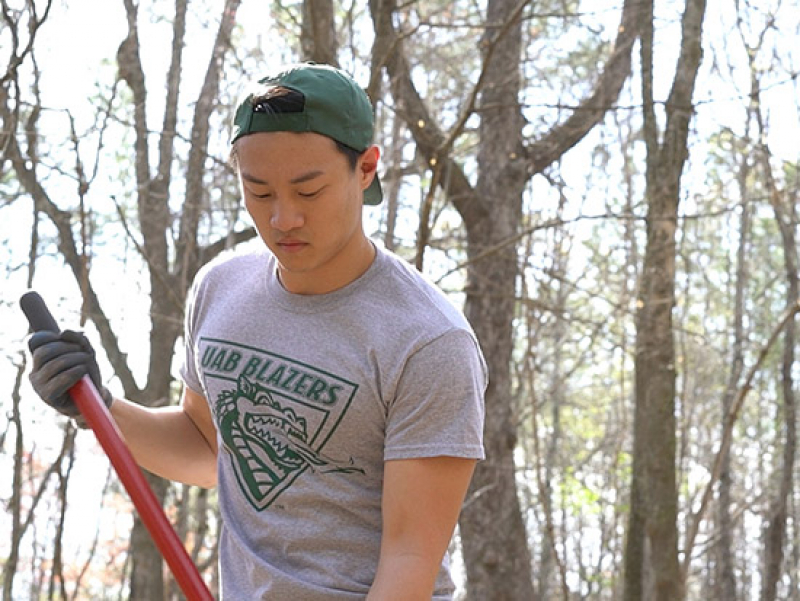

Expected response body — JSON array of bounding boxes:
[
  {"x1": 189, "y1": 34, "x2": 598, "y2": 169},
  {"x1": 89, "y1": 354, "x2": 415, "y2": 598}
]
[
  {"x1": 625, "y1": 1, "x2": 707, "y2": 600},
  {"x1": 751, "y1": 44, "x2": 799, "y2": 601},
  {"x1": 716, "y1": 140, "x2": 751, "y2": 601}
]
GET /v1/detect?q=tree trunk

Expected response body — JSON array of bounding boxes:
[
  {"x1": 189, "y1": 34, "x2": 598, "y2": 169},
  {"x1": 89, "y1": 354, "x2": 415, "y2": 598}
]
[
  {"x1": 455, "y1": 0, "x2": 532, "y2": 597},
  {"x1": 3, "y1": 359, "x2": 27, "y2": 601},
  {"x1": 116, "y1": 0, "x2": 241, "y2": 596},
  {"x1": 717, "y1": 171, "x2": 750, "y2": 601},
  {"x1": 381, "y1": 110, "x2": 403, "y2": 251},
  {"x1": 536, "y1": 205, "x2": 570, "y2": 601},
  {"x1": 627, "y1": 1, "x2": 706, "y2": 599},
  {"x1": 117, "y1": 2, "x2": 177, "y2": 596},
  {"x1": 126, "y1": 475, "x2": 168, "y2": 600},
  {"x1": 756, "y1": 82, "x2": 798, "y2": 601},
  {"x1": 624, "y1": 409, "x2": 649, "y2": 601},
  {"x1": 301, "y1": 0, "x2": 339, "y2": 66},
  {"x1": 49, "y1": 431, "x2": 76, "y2": 600}
]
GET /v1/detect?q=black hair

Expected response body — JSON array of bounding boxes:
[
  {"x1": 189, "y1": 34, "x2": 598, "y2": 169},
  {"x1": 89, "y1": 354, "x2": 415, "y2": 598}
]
[{"x1": 229, "y1": 85, "x2": 364, "y2": 171}]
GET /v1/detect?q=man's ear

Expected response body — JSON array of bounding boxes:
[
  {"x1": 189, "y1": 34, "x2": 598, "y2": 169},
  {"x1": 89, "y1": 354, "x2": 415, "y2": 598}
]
[{"x1": 359, "y1": 145, "x2": 380, "y2": 189}]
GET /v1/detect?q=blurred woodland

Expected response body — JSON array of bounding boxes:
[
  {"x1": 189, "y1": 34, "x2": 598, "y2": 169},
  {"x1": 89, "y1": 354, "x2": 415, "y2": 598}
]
[{"x1": 1, "y1": 0, "x2": 800, "y2": 599}]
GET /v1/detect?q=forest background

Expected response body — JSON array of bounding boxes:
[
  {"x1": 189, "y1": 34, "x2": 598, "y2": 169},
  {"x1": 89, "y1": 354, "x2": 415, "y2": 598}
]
[{"x1": 1, "y1": 0, "x2": 799, "y2": 600}]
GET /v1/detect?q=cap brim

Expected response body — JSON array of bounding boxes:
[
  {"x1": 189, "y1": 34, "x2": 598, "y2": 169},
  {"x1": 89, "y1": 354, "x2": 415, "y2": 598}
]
[{"x1": 364, "y1": 174, "x2": 383, "y2": 206}]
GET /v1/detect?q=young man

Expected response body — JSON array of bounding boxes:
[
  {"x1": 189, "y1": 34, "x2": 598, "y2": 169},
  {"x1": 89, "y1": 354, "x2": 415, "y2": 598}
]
[{"x1": 28, "y1": 63, "x2": 486, "y2": 600}]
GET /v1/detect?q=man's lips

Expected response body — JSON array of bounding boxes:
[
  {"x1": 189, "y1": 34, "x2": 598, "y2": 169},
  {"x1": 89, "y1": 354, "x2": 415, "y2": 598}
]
[{"x1": 276, "y1": 239, "x2": 309, "y2": 253}]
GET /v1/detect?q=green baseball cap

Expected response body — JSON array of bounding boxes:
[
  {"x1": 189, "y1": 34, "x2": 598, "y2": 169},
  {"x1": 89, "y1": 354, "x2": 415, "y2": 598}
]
[{"x1": 231, "y1": 63, "x2": 382, "y2": 206}]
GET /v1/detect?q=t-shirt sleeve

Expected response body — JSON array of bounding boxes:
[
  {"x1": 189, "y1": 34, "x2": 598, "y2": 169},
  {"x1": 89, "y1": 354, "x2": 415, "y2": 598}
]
[
  {"x1": 384, "y1": 328, "x2": 486, "y2": 461},
  {"x1": 179, "y1": 274, "x2": 206, "y2": 397}
]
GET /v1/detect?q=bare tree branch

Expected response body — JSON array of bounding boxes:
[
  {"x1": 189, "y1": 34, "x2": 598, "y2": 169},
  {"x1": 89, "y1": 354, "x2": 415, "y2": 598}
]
[
  {"x1": 368, "y1": 0, "x2": 485, "y2": 226},
  {"x1": 2, "y1": 126, "x2": 140, "y2": 394},
  {"x1": 682, "y1": 299, "x2": 800, "y2": 574},
  {"x1": 525, "y1": 0, "x2": 641, "y2": 173},
  {"x1": 175, "y1": 0, "x2": 242, "y2": 298}
]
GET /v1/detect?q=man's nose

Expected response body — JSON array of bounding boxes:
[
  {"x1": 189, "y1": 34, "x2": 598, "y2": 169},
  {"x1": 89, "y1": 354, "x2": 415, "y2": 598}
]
[{"x1": 270, "y1": 198, "x2": 304, "y2": 231}]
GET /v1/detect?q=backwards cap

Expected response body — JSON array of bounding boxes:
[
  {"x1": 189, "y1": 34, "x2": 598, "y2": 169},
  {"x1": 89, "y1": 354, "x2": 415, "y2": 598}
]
[{"x1": 231, "y1": 63, "x2": 382, "y2": 205}]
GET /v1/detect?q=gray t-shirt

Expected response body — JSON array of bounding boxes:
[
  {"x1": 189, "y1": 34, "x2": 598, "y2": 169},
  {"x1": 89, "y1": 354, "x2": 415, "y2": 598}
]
[{"x1": 181, "y1": 244, "x2": 486, "y2": 600}]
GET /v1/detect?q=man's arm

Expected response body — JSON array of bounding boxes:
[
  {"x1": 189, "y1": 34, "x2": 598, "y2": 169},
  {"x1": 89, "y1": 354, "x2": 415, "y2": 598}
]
[
  {"x1": 110, "y1": 386, "x2": 218, "y2": 488},
  {"x1": 367, "y1": 456, "x2": 477, "y2": 600},
  {"x1": 25, "y1": 327, "x2": 218, "y2": 488}
]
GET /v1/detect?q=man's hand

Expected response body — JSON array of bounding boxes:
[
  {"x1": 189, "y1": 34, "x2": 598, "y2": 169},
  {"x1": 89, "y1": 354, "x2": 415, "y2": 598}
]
[{"x1": 28, "y1": 330, "x2": 112, "y2": 423}]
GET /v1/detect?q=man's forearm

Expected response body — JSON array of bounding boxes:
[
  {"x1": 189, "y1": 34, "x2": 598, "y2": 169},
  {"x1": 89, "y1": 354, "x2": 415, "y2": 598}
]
[
  {"x1": 367, "y1": 551, "x2": 440, "y2": 601},
  {"x1": 110, "y1": 398, "x2": 217, "y2": 487}
]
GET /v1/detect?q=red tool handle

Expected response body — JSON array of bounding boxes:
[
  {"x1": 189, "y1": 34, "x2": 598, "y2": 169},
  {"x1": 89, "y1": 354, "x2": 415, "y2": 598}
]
[{"x1": 20, "y1": 292, "x2": 213, "y2": 601}]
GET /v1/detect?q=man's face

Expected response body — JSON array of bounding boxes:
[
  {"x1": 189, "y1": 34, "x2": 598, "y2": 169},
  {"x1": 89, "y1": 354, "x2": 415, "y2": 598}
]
[{"x1": 235, "y1": 131, "x2": 379, "y2": 295}]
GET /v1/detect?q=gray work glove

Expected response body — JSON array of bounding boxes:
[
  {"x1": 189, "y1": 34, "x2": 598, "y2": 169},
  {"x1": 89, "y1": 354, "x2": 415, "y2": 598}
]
[{"x1": 28, "y1": 330, "x2": 113, "y2": 427}]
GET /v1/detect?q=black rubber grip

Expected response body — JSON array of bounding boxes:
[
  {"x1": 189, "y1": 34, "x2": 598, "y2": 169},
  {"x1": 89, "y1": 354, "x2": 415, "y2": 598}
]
[{"x1": 20, "y1": 291, "x2": 61, "y2": 333}]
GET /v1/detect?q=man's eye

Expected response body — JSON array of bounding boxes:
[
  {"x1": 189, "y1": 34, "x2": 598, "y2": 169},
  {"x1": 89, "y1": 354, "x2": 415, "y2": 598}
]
[{"x1": 298, "y1": 188, "x2": 322, "y2": 198}]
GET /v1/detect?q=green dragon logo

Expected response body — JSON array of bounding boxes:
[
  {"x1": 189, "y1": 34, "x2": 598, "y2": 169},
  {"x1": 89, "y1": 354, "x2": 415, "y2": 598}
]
[{"x1": 215, "y1": 375, "x2": 363, "y2": 510}]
